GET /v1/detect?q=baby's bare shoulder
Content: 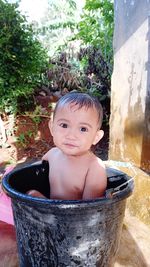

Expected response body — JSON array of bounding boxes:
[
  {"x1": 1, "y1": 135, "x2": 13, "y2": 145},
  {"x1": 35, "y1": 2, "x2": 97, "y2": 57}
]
[
  {"x1": 50, "y1": 147, "x2": 59, "y2": 154},
  {"x1": 42, "y1": 147, "x2": 60, "y2": 161},
  {"x1": 90, "y1": 155, "x2": 106, "y2": 169}
]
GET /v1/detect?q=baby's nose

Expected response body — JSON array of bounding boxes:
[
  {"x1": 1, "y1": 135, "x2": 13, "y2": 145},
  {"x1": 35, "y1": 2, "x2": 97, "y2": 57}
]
[{"x1": 66, "y1": 128, "x2": 77, "y2": 139}]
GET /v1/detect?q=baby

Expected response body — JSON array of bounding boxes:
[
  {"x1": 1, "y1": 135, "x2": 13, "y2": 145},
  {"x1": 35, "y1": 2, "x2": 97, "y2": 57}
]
[{"x1": 28, "y1": 92, "x2": 107, "y2": 200}]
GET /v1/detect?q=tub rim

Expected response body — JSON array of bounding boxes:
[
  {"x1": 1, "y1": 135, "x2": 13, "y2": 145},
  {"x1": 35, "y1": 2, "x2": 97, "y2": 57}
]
[{"x1": 2, "y1": 164, "x2": 134, "y2": 208}]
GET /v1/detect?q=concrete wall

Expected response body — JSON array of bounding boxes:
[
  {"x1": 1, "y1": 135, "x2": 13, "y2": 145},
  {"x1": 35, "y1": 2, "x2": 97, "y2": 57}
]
[{"x1": 109, "y1": 0, "x2": 150, "y2": 172}]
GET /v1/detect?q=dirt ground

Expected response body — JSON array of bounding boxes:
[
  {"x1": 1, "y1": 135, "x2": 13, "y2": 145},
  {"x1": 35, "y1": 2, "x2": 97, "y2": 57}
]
[{"x1": 0, "y1": 116, "x2": 53, "y2": 174}]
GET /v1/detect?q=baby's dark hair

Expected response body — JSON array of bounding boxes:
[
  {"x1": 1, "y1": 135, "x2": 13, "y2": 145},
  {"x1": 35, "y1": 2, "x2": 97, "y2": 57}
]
[{"x1": 53, "y1": 92, "x2": 103, "y2": 128}]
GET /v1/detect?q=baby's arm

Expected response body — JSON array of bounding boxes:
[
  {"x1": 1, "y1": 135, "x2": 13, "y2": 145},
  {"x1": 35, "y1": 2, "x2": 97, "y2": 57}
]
[
  {"x1": 27, "y1": 190, "x2": 46, "y2": 198},
  {"x1": 82, "y1": 159, "x2": 107, "y2": 200}
]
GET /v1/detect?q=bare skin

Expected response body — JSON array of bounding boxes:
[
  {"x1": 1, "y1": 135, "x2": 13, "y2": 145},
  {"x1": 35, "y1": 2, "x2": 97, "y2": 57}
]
[
  {"x1": 42, "y1": 148, "x2": 107, "y2": 200},
  {"x1": 28, "y1": 103, "x2": 107, "y2": 200}
]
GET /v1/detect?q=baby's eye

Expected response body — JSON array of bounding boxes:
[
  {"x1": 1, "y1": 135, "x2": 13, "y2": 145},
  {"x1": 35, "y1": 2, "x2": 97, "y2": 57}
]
[
  {"x1": 60, "y1": 123, "x2": 68, "y2": 128},
  {"x1": 80, "y1": 127, "x2": 88, "y2": 132}
]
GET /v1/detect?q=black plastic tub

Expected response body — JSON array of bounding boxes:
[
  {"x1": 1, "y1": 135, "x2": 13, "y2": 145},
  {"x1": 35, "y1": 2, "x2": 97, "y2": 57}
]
[{"x1": 2, "y1": 161, "x2": 134, "y2": 267}]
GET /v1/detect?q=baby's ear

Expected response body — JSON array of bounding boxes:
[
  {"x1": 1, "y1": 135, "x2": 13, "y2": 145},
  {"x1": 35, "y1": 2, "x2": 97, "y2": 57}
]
[
  {"x1": 48, "y1": 120, "x2": 53, "y2": 136},
  {"x1": 93, "y1": 130, "x2": 104, "y2": 145}
]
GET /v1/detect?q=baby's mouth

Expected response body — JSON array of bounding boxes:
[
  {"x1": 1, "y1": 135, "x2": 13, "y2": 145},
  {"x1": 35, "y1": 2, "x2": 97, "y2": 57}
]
[{"x1": 64, "y1": 143, "x2": 78, "y2": 148}]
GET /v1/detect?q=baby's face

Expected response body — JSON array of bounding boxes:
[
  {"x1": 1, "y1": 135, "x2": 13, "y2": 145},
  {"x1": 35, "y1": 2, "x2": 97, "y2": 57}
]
[{"x1": 50, "y1": 103, "x2": 103, "y2": 156}]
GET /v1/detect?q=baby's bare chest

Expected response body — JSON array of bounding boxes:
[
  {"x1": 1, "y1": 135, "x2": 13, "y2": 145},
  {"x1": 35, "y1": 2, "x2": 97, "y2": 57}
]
[{"x1": 49, "y1": 161, "x2": 88, "y2": 191}]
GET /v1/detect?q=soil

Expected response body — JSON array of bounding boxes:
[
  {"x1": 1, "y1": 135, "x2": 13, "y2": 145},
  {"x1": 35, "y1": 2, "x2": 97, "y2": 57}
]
[{"x1": 0, "y1": 97, "x2": 109, "y2": 174}]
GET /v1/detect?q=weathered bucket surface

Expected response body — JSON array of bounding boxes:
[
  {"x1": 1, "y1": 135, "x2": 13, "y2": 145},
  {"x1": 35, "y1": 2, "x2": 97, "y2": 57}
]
[{"x1": 2, "y1": 161, "x2": 134, "y2": 267}]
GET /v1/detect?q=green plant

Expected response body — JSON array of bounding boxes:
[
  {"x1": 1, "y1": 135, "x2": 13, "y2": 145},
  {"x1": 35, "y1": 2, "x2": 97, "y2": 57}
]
[
  {"x1": 35, "y1": 0, "x2": 78, "y2": 57},
  {"x1": 17, "y1": 129, "x2": 36, "y2": 148},
  {"x1": 17, "y1": 133, "x2": 27, "y2": 147},
  {"x1": 0, "y1": 0, "x2": 48, "y2": 114},
  {"x1": 26, "y1": 130, "x2": 34, "y2": 139},
  {"x1": 31, "y1": 116, "x2": 41, "y2": 125},
  {"x1": 46, "y1": 53, "x2": 82, "y2": 92},
  {"x1": 74, "y1": 0, "x2": 114, "y2": 73},
  {"x1": 25, "y1": 105, "x2": 43, "y2": 124}
]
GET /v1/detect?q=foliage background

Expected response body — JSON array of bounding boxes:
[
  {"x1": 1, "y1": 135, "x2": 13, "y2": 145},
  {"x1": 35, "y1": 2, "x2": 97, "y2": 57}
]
[
  {"x1": 0, "y1": 0, "x2": 48, "y2": 113},
  {"x1": 0, "y1": 0, "x2": 113, "y2": 120}
]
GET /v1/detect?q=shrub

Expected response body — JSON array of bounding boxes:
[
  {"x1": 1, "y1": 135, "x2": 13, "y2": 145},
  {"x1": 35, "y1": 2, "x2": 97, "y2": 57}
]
[{"x1": 0, "y1": 0, "x2": 48, "y2": 114}]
